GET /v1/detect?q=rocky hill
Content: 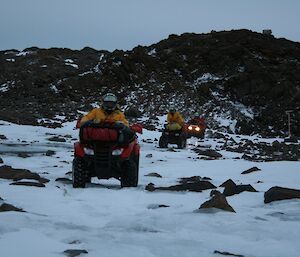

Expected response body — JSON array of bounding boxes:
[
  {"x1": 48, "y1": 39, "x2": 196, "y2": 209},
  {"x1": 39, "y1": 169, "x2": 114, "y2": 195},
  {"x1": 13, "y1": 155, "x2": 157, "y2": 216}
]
[{"x1": 0, "y1": 29, "x2": 299, "y2": 136}]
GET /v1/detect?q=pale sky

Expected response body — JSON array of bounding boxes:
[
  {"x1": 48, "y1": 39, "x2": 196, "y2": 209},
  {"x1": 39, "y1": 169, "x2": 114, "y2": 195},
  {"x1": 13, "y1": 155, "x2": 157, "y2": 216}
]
[{"x1": 1, "y1": 0, "x2": 299, "y2": 51}]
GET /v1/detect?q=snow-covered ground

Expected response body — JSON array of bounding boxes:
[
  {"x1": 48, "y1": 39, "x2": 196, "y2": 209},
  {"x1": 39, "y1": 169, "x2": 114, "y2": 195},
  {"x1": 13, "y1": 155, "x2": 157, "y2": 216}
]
[{"x1": 0, "y1": 120, "x2": 300, "y2": 257}]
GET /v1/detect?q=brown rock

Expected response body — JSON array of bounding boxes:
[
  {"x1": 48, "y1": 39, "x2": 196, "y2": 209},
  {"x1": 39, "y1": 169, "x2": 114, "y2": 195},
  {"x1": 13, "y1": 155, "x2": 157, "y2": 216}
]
[
  {"x1": 0, "y1": 165, "x2": 47, "y2": 182},
  {"x1": 200, "y1": 191, "x2": 235, "y2": 212},
  {"x1": 214, "y1": 250, "x2": 244, "y2": 257},
  {"x1": 264, "y1": 186, "x2": 300, "y2": 203},
  {"x1": 63, "y1": 249, "x2": 88, "y2": 257},
  {"x1": 0, "y1": 203, "x2": 25, "y2": 212}
]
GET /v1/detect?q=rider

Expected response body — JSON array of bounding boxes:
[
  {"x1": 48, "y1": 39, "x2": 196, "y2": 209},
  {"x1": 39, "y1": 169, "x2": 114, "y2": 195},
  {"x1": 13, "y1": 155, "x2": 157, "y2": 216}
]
[
  {"x1": 167, "y1": 105, "x2": 184, "y2": 130},
  {"x1": 80, "y1": 93, "x2": 129, "y2": 126}
]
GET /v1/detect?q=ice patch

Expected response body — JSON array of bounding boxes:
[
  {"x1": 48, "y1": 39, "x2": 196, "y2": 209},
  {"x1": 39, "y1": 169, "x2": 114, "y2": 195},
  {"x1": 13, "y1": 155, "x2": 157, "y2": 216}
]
[
  {"x1": 148, "y1": 48, "x2": 156, "y2": 56},
  {"x1": 6, "y1": 58, "x2": 15, "y2": 62}
]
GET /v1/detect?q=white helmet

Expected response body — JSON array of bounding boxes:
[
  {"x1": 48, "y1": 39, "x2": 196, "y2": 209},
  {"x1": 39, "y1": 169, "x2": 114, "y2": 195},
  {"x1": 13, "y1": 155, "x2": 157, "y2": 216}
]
[{"x1": 102, "y1": 93, "x2": 117, "y2": 111}]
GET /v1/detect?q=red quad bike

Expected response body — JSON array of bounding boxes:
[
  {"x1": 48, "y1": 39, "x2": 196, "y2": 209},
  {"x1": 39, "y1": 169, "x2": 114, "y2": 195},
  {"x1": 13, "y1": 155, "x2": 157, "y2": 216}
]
[
  {"x1": 159, "y1": 124, "x2": 187, "y2": 149},
  {"x1": 72, "y1": 121, "x2": 142, "y2": 188},
  {"x1": 186, "y1": 116, "x2": 207, "y2": 139}
]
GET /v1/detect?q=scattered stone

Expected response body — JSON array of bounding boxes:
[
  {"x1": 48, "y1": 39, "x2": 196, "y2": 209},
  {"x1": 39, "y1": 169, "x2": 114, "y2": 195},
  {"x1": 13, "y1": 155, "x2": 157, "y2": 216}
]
[
  {"x1": 264, "y1": 186, "x2": 300, "y2": 203},
  {"x1": 65, "y1": 171, "x2": 72, "y2": 175},
  {"x1": 146, "y1": 180, "x2": 216, "y2": 192},
  {"x1": 241, "y1": 166, "x2": 261, "y2": 174},
  {"x1": 48, "y1": 136, "x2": 66, "y2": 142},
  {"x1": 0, "y1": 134, "x2": 7, "y2": 140},
  {"x1": 0, "y1": 157, "x2": 3, "y2": 164},
  {"x1": 145, "y1": 183, "x2": 156, "y2": 192},
  {"x1": 221, "y1": 179, "x2": 257, "y2": 196},
  {"x1": 214, "y1": 250, "x2": 244, "y2": 257},
  {"x1": 194, "y1": 148, "x2": 222, "y2": 158},
  {"x1": 68, "y1": 240, "x2": 81, "y2": 245},
  {"x1": 284, "y1": 136, "x2": 298, "y2": 143},
  {"x1": 55, "y1": 177, "x2": 72, "y2": 183},
  {"x1": 10, "y1": 181, "x2": 45, "y2": 187},
  {"x1": 179, "y1": 176, "x2": 202, "y2": 184},
  {"x1": 17, "y1": 152, "x2": 31, "y2": 158},
  {"x1": 45, "y1": 150, "x2": 56, "y2": 156},
  {"x1": 147, "y1": 204, "x2": 170, "y2": 209},
  {"x1": 0, "y1": 165, "x2": 38, "y2": 180},
  {"x1": 200, "y1": 190, "x2": 235, "y2": 213},
  {"x1": 63, "y1": 249, "x2": 88, "y2": 257},
  {"x1": 145, "y1": 154, "x2": 153, "y2": 158},
  {"x1": 0, "y1": 203, "x2": 25, "y2": 212},
  {"x1": 145, "y1": 172, "x2": 162, "y2": 178}
]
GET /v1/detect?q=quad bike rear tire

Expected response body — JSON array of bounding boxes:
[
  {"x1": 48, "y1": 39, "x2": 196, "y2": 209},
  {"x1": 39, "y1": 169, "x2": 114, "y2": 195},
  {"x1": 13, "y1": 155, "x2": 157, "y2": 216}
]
[
  {"x1": 72, "y1": 157, "x2": 88, "y2": 188},
  {"x1": 159, "y1": 136, "x2": 168, "y2": 148},
  {"x1": 121, "y1": 159, "x2": 138, "y2": 187}
]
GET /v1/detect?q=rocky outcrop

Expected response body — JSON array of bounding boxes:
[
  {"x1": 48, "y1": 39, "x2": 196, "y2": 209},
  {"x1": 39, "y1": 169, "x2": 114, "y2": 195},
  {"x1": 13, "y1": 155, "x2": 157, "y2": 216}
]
[
  {"x1": 264, "y1": 186, "x2": 300, "y2": 203},
  {"x1": 1, "y1": 30, "x2": 299, "y2": 136},
  {"x1": 0, "y1": 203, "x2": 25, "y2": 212}
]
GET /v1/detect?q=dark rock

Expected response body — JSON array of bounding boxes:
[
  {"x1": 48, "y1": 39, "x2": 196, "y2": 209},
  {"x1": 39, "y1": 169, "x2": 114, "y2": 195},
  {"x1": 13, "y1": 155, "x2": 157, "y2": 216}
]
[
  {"x1": 0, "y1": 157, "x2": 3, "y2": 164},
  {"x1": 284, "y1": 136, "x2": 298, "y2": 143},
  {"x1": 0, "y1": 165, "x2": 39, "y2": 181},
  {"x1": 200, "y1": 191, "x2": 235, "y2": 212},
  {"x1": 39, "y1": 177, "x2": 50, "y2": 183},
  {"x1": 145, "y1": 154, "x2": 153, "y2": 158},
  {"x1": 0, "y1": 203, "x2": 25, "y2": 212},
  {"x1": 219, "y1": 179, "x2": 235, "y2": 188},
  {"x1": 147, "y1": 204, "x2": 170, "y2": 209},
  {"x1": 221, "y1": 179, "x2": 257, "y2": 196},
  {"x1": 17, "y1": 152, "x2": 31, "y2": 158},
  {"x1": 65, "y1": 171, "x2": 72, "y2": 175},
  {"x1": 145, "y1": 183, "x2": 156, "y2": 192},
  {"x1": 241, "y1": 166, "x2": 261, "y2": 174},
  {"x1": 194, "y1": 149, "x2": 222, "y2": 158},
  {"x1": 10, "y1": 181, "x2": 45, "y2": 187},
  {"x1": 264, "y1": 186, "x2": 300, "y2": 203},
  {"x1": 46, "y1": 150, "x2": 56, "y2": 156},
  {"x1": 214, "y1": 250, "x2": 244, "y2": 257},
  {"x1": 144, "y1": 172, "x2": 162, "y2": 178},
  {"x1": 48, "y1": 136, "x2": 66, "y2": 142},
  {"x1": 63, "y1": 249, "x2": 88, "y2": 257},
  {"x1": 0, "y1": 134, "x2": 7, "y2": 140},
  {"x1": 179, "y1": 176, "x2": 202, "y2": 184},
  {"x1": 146, "y1": 180, "x2": 216, "y2": 192},
  {"x1": 55, "y1": 177, "x2": 72, "y2": 183},
  {"x1": 125, "y1": 106, "x2": 142, "y2": 118}
]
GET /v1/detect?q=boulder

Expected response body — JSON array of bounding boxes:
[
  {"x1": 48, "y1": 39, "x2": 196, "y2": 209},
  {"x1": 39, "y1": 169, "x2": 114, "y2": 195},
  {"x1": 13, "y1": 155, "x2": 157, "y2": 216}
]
[
  {"x1": 0, "y1": 157, "x2": 3, "y2": 164},
  {"x1": 46, "y1": 150, "x2": 56, "y2": 156},
  {"x1": 48, "y1": 136, "x2": 66, "y2": 142},
  {"x1": 194, "y1": 149, "x2": 222, "y2": 159},
  {"x1": 199, "y1": 191, "x2": 235, "y2": 212},
  {"x1": 0, "y1": 134, "x2": 7, "y2": 140},
  {"x1": 264, "y1": 186, "x2": 300, "y2": 203}
]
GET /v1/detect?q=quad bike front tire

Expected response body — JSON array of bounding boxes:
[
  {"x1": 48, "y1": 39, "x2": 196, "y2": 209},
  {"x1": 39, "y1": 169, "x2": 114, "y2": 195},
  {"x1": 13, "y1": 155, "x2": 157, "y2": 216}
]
[
  {"x1": 121, "y1": 159, "x2": 138, "y2": 187},
  {"x1": 72, "y1": 157, "x2": 88, "y2": 188},
  {"x1": 177, "y1": 137, "x2": 187, "y2": 149},
  {"x1": 159, "y1": 136, "x2": 168, "y2": 148}
]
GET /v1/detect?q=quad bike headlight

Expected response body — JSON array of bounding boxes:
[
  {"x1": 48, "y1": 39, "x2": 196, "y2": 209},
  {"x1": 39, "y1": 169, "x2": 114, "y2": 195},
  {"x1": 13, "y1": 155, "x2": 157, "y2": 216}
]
[
  {"x1": 195, "y1": 127, "x2": 200, "y2": 131},
  {"x1": 188, "y1": 126, "x2": 193, "y2": 130},
  {"x1": 112, "y1": 148, "x2": 124, "y2": 156},
  {"x1": 84, "y1": 147, "x2": 94, "y2": 155}
]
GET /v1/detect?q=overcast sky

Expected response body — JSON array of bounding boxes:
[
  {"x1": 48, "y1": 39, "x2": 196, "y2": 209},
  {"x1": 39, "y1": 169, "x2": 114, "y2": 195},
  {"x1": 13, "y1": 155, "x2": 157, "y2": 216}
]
[{"x1": 1, "y1": 0, "x2": 299, "y2": 51}]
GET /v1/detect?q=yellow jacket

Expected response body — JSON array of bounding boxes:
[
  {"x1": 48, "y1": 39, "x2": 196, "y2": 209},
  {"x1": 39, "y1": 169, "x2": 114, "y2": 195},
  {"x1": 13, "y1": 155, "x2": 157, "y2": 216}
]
[
  {"x1": 80, "y1": 108, "x2": 129, "y2": 126},
  {"x1": 167, "y1": 112, "x2": 184, "y2": 126}
]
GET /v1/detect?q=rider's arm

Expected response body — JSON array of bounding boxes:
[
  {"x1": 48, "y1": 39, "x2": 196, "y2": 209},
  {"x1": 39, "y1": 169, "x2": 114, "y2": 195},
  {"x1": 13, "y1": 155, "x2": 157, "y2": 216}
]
[{"x1": 80, "y1": 109, "x2": 97, "y2": 125}]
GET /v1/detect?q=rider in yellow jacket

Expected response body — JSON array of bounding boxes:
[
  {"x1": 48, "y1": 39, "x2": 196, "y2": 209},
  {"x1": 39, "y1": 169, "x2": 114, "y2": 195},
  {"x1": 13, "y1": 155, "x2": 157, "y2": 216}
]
[
  {"x1": 80, "y1": 93, "x2": 129, "y2": 126},
  {"x1": 167, "y1": 105, "x2": 184, "y2": 130}
]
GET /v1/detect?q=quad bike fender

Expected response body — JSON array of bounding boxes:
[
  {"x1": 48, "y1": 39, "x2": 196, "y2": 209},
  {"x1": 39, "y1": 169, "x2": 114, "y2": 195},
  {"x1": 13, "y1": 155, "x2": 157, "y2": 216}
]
[
  {"x1": 74, "y1": 142, "x2": 85, "y2": 158},
  {"x1": 133, "y1": 143, "x2": 140, "y2": 156},
  {"x1": 120, "y1": 140, "x2": 135, "y2": 159}
]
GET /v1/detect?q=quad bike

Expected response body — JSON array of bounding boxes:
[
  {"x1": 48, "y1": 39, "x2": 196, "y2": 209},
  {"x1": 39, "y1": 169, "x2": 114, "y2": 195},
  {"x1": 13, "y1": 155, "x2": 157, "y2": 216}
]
[
  {"x1": 186, "y1": 116, "x2": 207, "y2": 139},
  {"x1": 72, "y1": 121, "x2": 142, "y2": 188},
  {"x1": 158, "y1": 124, "x2": 187, "y2": 149}
]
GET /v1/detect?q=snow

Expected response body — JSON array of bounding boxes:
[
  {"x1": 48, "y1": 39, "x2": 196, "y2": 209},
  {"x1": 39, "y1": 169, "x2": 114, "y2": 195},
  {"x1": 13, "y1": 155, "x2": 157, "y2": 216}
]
[
  {"x1": 15, "y1": 51, "x2": 32, "y2": 57},
  {"x1": 0, "y1": 120, "x2": 300, "y2": 257},
  {"x1": 49, "y1": 84, "x2": 59, "y2": 93},
  {"x1": 6, "y1": 58, "x2": 15, "y2": 62},
  {"x1": 0, "y1": 81, "x2": 15, "y2": 93},
  {"x1": 148, "y1": 48, "x2": 156, "y2": 56}
]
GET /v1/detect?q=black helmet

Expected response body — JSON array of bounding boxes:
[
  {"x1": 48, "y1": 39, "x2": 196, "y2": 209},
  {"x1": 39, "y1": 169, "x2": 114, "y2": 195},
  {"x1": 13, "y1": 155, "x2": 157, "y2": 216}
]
[{"x1": 102, "y1": 93, "x2": 117, "y2": 111}]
